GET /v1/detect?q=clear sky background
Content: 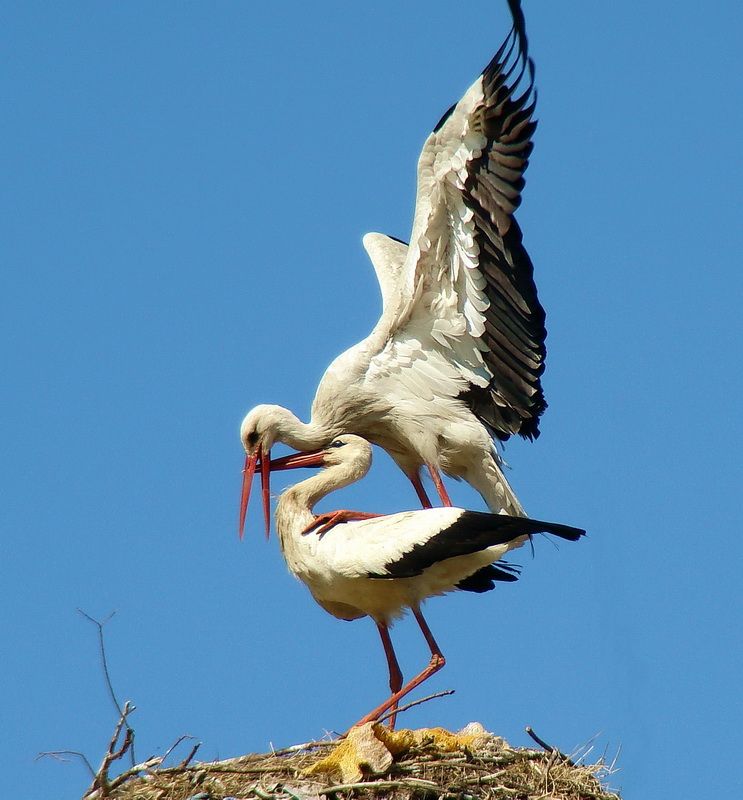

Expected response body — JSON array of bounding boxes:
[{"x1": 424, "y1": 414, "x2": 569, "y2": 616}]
[{"x1": 2, "y1": 1, "x2": 742, "y2": 797}]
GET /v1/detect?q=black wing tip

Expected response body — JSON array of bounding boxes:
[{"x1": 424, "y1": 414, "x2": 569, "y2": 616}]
[
  {"x1": 481, "y1": 0, "x2": 531, "y2": 82},
  {"x1": 433, "y1": 102, "x2": 457, "y2": 134},
  {"x1": 534, "y1": 521, "x2": 586, "y2": 542},
  {"x1": 458, "y1": 381, "x2": 547, "y2": 441},
  {"x1": 435, "y1": 1, "x2": 532, "y2": 136},
  {"x1": 456, "y1": 510, "x2": 586, "y2": 541},
  {"x1": 506, "y1": 0, "x2": 528, "y2": 43},
  {"x1": 457, "y1": 562, "x2": 522, "y2": 593},
  {"x1": 369, "y1": 512, "x2": 584, "y2": 585}
]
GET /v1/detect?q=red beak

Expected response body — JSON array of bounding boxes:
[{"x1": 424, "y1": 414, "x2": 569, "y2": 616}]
[
  {"x1": 267, "y1": 448, "x2": 327, "y2": 471},
  {"x1": 239, "y1": 443, "x2": 272, "y2": 541},
  {"x1": 239, "y1": 447, "x2": 327, "y2": 540}
]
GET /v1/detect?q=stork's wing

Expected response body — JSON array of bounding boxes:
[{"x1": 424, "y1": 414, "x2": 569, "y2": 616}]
[
  {"x1": 366, "y1": 0, "x2": 546, "y2": 441},
  {"x1": 362, "y1": 233, "x2": 408, "y2": 316},
  {"x1": 313, "y1": 508, "x2": 584, "y2": 581},
  {"x1": 310, "y1": 507, "x2": 514, "y2": 579}
]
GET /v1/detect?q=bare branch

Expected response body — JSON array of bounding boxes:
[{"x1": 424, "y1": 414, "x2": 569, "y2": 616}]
[
  {"x1": 377, "y1": 689, "x2": 455, "y2": 724},
  {"x1": 160, "y1": 733, "x2": 197, "y2": 763},
  {"x1": 321, "y1": 778, "x2": 440, "y2": 793},
  {"x1": 179, "y1": 741, "x2": 202, "y2": 768},
  {"x1": 525, "y1": 726, "x2": 574, "y2": 766},
  {"x1": 84, "y1": 702, "x2": 137, "y2": 799},
  {"x1": 106, "y1": 757, "x2": 163, "y2": 792},
  {"x1": 268, "y1": 739, "x2": 337, "y2": 757},
  {"x1": 35, "y1": 750, "x2": 96, "y2": 776},
  {"x1": 525, "y1": 725, "x2": 553, "y2": 752},
  {"x1": 77, "y1": 610, "x2": 124, "y2": 719},
  {"x1": 78, "y1": 608, "x2": 136, "y2": 767}
]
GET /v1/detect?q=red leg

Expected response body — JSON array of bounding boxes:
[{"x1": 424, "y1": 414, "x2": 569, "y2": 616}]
[
  {"x1": 353, "y1": 608, "x2": 446, "y2": 728},
  {"x1": 301, "y1": 510, "x2": 385, "y2": 537},
  {"x1": 408, "y1": 471, "x2": 434, "y2": 509},
  {"x1": 376, "y1": 623, "x2": 403, "y2": 730},
  {"x1": 427, "y1": 463, "x2": 453, "y2": 507}
]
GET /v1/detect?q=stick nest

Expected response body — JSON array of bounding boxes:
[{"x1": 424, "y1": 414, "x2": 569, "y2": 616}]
[{"x1": 105, "y1": 723, "x2": 620, "y2": 800}]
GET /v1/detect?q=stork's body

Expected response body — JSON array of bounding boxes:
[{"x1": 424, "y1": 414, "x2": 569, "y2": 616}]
[
  {"x1": 240, "y1": 0, "x2": 546, "y2": 529},
  {"x1": 270, "y1": 435, "x2": 585, "y2": 727}
]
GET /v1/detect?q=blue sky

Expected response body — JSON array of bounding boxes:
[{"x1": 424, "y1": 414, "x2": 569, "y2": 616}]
[{"x1": 2, "y1": 1, "x2": 742, "y2": 797}]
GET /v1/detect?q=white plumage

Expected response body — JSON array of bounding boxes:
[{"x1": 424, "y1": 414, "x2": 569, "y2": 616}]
[
  {"x1": 268, "y1": 434, "x2": 584, "y2": 727},
  {"x1": 240, "y1": 0, "x2": 546, "y2": 536}
]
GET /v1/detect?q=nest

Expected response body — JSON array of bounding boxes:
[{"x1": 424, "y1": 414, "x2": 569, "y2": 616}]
[{"x1": 103, "y1": 723, "x2": 620, "y2": 800}]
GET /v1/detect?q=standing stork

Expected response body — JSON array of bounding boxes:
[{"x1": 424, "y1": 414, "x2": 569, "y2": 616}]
[
  {"x1": 241, "y1": 0, "x2": 546, "y2": 537},
  {"x1": 264, "y1": 435, "x2": 584, "y2": 728}
]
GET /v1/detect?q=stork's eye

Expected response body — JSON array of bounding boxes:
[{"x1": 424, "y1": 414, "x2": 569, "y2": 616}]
[
  {"x1": 246, "y1": 431, "x2": 259, "y2": 447},
  {"x1": 328, "y1": 439, "x2": 345, "y2": 448}
]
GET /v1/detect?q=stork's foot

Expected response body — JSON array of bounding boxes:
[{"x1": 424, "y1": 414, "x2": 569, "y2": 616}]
[{"x1": 301, "y1": 510, "x2": 384, "y2": 538}]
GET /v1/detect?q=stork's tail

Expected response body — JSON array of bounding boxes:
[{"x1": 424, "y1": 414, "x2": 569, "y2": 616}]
[{"x1": 453, "y1": 512, "x2": 585, "y2": 594}]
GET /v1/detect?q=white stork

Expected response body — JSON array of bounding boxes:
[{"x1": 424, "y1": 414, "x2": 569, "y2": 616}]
[
  {"x1": 266, "y1": 434, "x2": 584, "y2": 728},
  {"x1": 240, "y1": 0, "x2": 546, "y2": 537}
]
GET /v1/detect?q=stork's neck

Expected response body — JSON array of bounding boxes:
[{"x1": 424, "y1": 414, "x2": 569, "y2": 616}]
[
  {"x1": 275, "y1": 457, "x2": 370, "y2": 543},
  {"x1": 273, "y1": 408, "x2": 335, "y2": 451}
]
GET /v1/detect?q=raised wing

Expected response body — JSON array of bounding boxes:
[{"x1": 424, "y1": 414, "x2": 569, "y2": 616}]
[
  {"x1": 367, "y1": 0, "x2": 546, "y2": 441},
  {"x1": 362, "y1": 233, "x2": 408, "y2": 316}
]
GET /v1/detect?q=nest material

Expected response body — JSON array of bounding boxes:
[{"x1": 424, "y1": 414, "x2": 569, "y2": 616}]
[{"x1": 104, "y1": 722, "x2": 620, "y2": 800}]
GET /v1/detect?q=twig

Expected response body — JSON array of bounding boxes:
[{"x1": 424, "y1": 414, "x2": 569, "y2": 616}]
[
  {"x1": 607, "y1": 742, "x2": 622, "y2": 774},
  {"x1": 161, "y1": 733, "x2": 197, "y2": 763},
  {"x1": 525, "y1": 727, "x2": 574, "y2": 766},
  {"x1": 35, "y1": 749, "x2": 96, "y2": 776},
  {"x1": 268, "y1": 739, "x2": 338, "y2": 757},
  {"x1": 377, "y1": 690, "x2": 455, "y2": 724},
  {"x1": 77, "y1": 610, "x2": 124, "y2": 717},
  {"x1": 398, "y1": 755, "x2": 473, "y2": 769},
  {"x1": 84, "y1": 701, "x2": 137, "y2": 798},
  {"x1": 104, "y1": 757, "x2": 163, "y2": 793},
  {"x1": 106, "y1": 701, "x2": 135, "y2": 761},
  {"x1": 78, "y1": 608, "x2": 136, "y2": 767},
  {"x1": 179, "y1": 741, "x2": 202, "y2": 768},
  {"x1": 458, "y1": 770, "x2": 509, "y2": 786},
  {"x1": 525, "y1": 726, "x2": 553, "y2": 752},
  {"x1": 253, "y1": 788, "x2": 278, "y2": 800},
  {"x1": 321, "y1": 777, "x2": 440, "y2": 793}
]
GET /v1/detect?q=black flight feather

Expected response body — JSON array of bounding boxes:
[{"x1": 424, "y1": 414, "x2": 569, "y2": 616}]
[
  {"x1": 368, "y1": 511, "x2": 585, "y2": 580},
  {"x1": 457, "y1": 562, "x2": 522, "y2": 593}
]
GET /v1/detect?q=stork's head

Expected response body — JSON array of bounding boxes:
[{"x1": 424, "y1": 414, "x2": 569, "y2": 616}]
[
  {"x1": 262, "y1": 434, "x2": 373, "y2": 504},
  {"x1": 240, "y1": 403, "x2": 322, "y2": 539},
  {"x1": 313, "y1": 434, "x2": 373, "y2": 480},
  {"x1": 239, "y1": 404, "x2": 288, "y2": 541},
  {"x1": 239, "y1": 404, "x2": 290, "y2": 454}
]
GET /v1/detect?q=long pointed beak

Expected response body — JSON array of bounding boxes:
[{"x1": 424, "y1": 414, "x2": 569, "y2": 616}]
[
  {"x1": 261, "y1": 446, "x2": 271, "y2": 541},
  {"x1": 239, "y1": 445, "x2": 261, "y2": 541},
  {"x1": 239, "y1": 446, "x2": 327, "y2": 541},
  {"x1": 267, "y1": 448, "x2": 327, "y2": 471}
]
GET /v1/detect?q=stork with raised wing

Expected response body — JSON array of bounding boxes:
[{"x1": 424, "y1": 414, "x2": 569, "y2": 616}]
[
  {"x1": 266, "y1": 435, "x2": 584, "y2": 728},
  {"x1": 240, "y1": 0, "x2": 546, "y2": 537}
]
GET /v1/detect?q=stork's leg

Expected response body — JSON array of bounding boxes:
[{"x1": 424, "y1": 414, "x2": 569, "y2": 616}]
[
  {"x1": 426, "y1": 463, "x2": 453, "y2": 507},
  {"x1": 353, "y1": 607, "x2": 446, "y2": 728},
  {"x1": 408, "y1": 471, "x2": 434, "y2": 509},
  {"x1": 301, "y1": 510, "x2": 384, "y2": 537},
  {"x1": 376, "y1": 622, "x2": 403, "y2": 730}
]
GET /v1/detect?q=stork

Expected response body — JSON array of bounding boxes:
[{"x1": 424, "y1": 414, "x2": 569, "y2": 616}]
[
  {"x1": 265, "y1": 434, "x2": 584, "y2": 728},
  {"x1": 241, "y1": 0, "x2": 546, "y2": 537}
]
